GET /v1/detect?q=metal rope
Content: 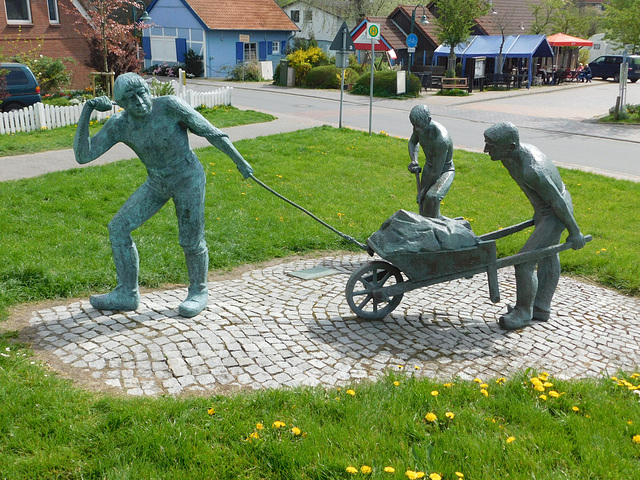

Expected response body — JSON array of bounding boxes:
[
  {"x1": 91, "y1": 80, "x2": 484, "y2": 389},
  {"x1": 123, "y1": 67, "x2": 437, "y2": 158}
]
[{"x1": 249, "y1": 174, "x2": 367, "y2": 251}]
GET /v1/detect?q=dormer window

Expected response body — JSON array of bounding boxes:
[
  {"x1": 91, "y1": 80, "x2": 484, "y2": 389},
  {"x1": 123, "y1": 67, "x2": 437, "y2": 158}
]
[{"x1": 290, "y1": 9, "x2": 300, "y2": 23}]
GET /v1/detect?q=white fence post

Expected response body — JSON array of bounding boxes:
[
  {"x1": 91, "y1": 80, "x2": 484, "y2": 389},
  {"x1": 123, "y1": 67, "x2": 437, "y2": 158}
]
[{"x1": 1, "y1": 85, "x2": 234, "y2": 135}]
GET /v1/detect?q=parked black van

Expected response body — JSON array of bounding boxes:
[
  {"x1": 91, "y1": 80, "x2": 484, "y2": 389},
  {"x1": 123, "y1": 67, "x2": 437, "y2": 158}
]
[
  {"x1": 588, "y1": 55, "x2": 640, "y2": 83},
  {"x1": 0, "y1": 63, "x2": 42, "y2": 112}
]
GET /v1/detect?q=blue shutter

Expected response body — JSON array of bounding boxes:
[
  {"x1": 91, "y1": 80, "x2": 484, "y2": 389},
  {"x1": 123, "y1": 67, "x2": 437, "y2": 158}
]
[
  {"x1": 258, "y1": 41, "x2": 267, "y2": 61},
  {"x1": 236, "y1": 42, "x2": 244, "y2": 62},
  {"x1": 141, "y1": 36, "x2": 151, "y2": 60},
  {"x1": 267, "y1": 41, "x2": 273, "y2": 55},
  {"x1": 175, "y1": 38, "x2": 187, "y2": 62},
  {"x1": 281, "y1": 40, "x2": 286, "y2": 54}
]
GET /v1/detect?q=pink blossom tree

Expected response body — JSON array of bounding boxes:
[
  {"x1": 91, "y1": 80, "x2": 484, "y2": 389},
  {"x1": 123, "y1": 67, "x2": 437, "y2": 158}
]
[{"x1": 72, "y1": 0, "x2": 151, "y2": 75}]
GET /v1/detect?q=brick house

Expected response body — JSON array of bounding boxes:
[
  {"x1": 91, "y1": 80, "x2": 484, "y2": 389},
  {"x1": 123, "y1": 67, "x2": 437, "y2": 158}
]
[{"x1": 2, "y1": 0, "x2": 93, "y2": 89}]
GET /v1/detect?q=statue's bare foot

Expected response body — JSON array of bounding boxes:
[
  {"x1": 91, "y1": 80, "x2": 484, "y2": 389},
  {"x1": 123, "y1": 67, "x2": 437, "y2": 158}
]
[
  {"x1": 179, "y1": 291, "x2": 208, "y2": 318},
  {"x1": 90, "y1": 288, "x2": 140, "y2": 312},
  {"x1": 499, "y1": 307, "x2": 531, "y2": 330}
]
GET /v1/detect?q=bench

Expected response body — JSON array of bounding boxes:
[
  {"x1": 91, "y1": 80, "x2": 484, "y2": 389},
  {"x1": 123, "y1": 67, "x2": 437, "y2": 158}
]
[{"x1": 440, "y1": 77, "x2": 468, "y2": 91}]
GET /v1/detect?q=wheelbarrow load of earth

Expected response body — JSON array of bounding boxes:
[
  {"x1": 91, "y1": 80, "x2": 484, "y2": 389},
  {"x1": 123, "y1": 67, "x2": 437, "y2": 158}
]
[{"x1": 344, "y1": 210, "x2": 591, "y2": 320}]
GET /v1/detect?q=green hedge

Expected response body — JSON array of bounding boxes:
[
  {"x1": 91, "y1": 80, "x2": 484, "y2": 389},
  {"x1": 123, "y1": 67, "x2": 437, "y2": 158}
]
[
  {"x1": 305, "y1": 65, "x2": 359, "y2": 89},
  {"x1": 352, "y1": 70, "x2": 421, "y2": 98}
]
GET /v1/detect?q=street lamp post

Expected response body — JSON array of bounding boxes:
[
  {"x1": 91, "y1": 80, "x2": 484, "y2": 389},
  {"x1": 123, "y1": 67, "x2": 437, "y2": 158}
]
[
  {"x1": 132, "y1": 2, "x2": 152, "y2": 61},
  {"x1": 407, "y1": 5, "x2": 429, "y2": 81}
]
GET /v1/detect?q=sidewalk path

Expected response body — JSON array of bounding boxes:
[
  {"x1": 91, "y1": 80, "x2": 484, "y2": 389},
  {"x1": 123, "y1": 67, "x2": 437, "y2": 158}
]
[
  {"x1": 0, "y1": 117, "x2": 317, "y2": 182},
  {"x1": 9, "y1": 253, "x2": 640, "y2": 397}
]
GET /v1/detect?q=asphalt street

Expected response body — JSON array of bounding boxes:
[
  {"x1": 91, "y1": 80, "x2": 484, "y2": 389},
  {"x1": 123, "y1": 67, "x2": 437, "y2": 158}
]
[
  {"x1": 192, "y1": 78, "x2": 640, "y2": 181},
  {"x1": 1, "y1": 78, "x2": 639, "y2": 182}
]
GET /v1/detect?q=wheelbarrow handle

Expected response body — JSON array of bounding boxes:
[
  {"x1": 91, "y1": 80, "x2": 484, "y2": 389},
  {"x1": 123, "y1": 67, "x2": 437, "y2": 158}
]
[{"x1": 495, "y1": 234, "x2": 593, "y2": 270}]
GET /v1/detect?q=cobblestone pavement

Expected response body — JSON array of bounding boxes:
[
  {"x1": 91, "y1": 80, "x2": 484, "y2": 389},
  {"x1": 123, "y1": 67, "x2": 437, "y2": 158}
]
[{"x1": 20, "y1": 253, "x2": 640, "y2": 397}]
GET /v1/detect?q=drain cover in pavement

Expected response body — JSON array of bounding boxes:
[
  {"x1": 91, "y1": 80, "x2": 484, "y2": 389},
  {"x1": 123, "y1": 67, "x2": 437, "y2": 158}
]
[{"x1": 287, "y1": 266, "x2": 340, "y2": 280}]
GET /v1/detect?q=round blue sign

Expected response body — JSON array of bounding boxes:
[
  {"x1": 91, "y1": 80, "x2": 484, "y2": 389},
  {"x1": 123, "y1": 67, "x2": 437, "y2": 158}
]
[{"x1": 406, "y1": 33, "x2": 418, "y2": 48}]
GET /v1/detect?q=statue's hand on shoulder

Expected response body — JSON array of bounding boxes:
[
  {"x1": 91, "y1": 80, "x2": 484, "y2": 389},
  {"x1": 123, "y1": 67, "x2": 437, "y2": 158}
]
[{"x1": 88, "y1": 96, "x2": 113, "y2": 112}]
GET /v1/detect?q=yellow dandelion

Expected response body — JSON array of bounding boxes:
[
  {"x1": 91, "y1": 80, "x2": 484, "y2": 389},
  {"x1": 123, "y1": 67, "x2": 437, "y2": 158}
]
[
  {"x1": 572, "y1": 406, "x2": 580, "y2": 412},
  {"x1": 256, "y1": 423, "x2": 264, "y2": 430},
  {"x1": 346, "y1": 389, "x2": 356, "y2": 396},
  {"x1": 480, "y1": 383, "x2": 489, "y2": 389},
  {"x1": 291, "y1": 427, "x2": 301, "y2": 435},
  {"x1": 425, "y1": 412, "x2": 438, "y2": 422},
  {"x1": 534, "y1": 385, "x2": 546, "y2": 392},
  {"x1": 539, "y1": 372, "x2": 549, "y2": 380},
  {"x1": 346, "y1": 466, "x2": 358, "y2": 474},
  {"x1": 445, "y1": 411, "x2": 455, "y2": 420},
  {"x1": 394, "y1": 381, "x2": 400, "y2": 386},
  {"x1": 632, "y1": 435, "x2": 640, "y2": 444},
  {"x1": 539, "y1": 394, "x2": 547, "y2": 401},
  {"x1": 431, "y1": 390, "x2": 439, "y2": 396},
  {"x1": 207, "y1": 407, "x2": 215, "y2": 415},
  {"x1": 416, "y1": 473, "x2": 426, "y2": 479},
  {"x1": 543, "y1": 382, "x2": 554, "y2": 388},
  {"x1": 455, "y1": 473, "x2": 464, "y2": 478},
  {"x1": 496, "y1": 378, "x2": 506, "y2": 385},
  {"x1": 384, "y1": 467, "x2": 396, "y2": 473},
  {"x1": 361, "y1": 465, "x2": 372, "y2": 474},
  {"x1": 405, "y1": 471, "x2": 418, "y2": 480},
  {"x1": 506, "y1": 436, "x2": 516, "y2": 444},
  {"x1": 443, "y1": 382, "x2": 454, "y2": 388},
  {"x1": 249, "y1": 431, "x2": 259, "y2": 439},
  {"x1": 480, "y1": 388, "x2": 489, "y2": 397},
  {"x1": 473, "y1": 378, "x2": 482, "y2": 383},
  {"x1": 548, "y1": 391, "x2": 561, "y2": 398},
  {"x1": 272, "y1": 420, "x2": 286, "y2": 428},
  {"x1": 530, "y1": 377, "x2": 543, "y2": 386},
  {"x1": 429, "y1": 474, "x2": 441, "y2": 480}
]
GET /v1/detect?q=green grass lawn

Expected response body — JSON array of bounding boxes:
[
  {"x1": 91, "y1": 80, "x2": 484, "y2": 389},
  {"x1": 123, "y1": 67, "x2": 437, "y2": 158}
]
[
  {"x1": 1, "y1": 126, "x2": 639, "y2": 479},
  {"x1": 0, "y1": 105, "x2": 275, "y2": 157}
]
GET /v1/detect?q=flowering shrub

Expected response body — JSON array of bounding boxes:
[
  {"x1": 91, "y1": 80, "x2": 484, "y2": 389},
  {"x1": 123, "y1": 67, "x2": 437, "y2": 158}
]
[{"x1": 286, "y1": 46, "x2": 329, "y2": 86}]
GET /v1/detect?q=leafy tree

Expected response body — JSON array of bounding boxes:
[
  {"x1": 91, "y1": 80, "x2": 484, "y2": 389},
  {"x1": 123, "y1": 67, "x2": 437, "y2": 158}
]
[
  {"x1": 275, "y1": 0, "x2": 397, "y2": 23},
  {"x1": 71, "y1": 0, "x2": 150, "y2": 74},
  {"x1": 602, "y1": 0, "x2": 640, "y2": 53},
  {"x1": 529, "y1": 0, "x2": 600, "y2": 38},
  {"x1": 431, "y1": 0, "x2": 490, "y2": 72}
]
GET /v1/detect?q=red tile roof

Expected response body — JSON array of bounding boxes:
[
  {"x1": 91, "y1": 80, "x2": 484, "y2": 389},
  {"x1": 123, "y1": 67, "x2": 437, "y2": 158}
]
[{"x1": 186, "y1": 0, "x2": 298, "y2": 31}]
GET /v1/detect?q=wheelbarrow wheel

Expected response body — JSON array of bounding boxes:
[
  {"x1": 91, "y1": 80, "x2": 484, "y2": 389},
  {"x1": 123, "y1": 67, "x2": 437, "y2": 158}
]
[{"x1": 345, "y1": 261, "x2": 404, "y2": 320}]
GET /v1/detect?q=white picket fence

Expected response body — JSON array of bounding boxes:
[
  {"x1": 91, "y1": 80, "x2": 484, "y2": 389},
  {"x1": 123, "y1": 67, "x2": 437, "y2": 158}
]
[{"x1": 0, "y1": 84, "x2": 233, "y2": 135}]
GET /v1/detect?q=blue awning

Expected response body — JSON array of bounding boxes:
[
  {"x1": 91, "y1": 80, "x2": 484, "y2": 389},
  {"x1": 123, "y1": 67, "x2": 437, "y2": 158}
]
[{"x1": 433, "y1": 35, "x2": 554, "y2": 86}]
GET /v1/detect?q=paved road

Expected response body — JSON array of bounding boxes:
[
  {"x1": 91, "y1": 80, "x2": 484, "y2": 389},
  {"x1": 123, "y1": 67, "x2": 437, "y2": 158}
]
[
  {"x1": 1, "y1": 79, "x2": 638, "y2": 182},
  {"x1": 193, "y1": 78, "x2": 640, "y2": 181}
]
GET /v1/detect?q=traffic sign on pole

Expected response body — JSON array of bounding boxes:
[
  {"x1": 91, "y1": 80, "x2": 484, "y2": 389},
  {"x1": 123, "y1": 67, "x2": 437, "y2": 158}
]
[
  {"x1": 329, "y1": 21, "x2": 356, "y2": 52},
  {"x1": 406, "y1": 33, "x2": 418, "y2": 48},
  {"x1": 367, "y1": 22, "x2": 380, "y2": 40}
]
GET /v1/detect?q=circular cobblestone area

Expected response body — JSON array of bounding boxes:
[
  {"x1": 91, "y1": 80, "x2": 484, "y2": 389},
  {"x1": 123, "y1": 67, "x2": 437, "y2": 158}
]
[{"x1": 18, "y1": 253, "x2": 640, "y2": 396}]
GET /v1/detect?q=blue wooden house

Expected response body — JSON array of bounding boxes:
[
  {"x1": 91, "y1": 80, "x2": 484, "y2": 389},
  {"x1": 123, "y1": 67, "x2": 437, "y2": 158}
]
[{"x1": 143, "y1": 0, "x2": 299, "y2": 78}]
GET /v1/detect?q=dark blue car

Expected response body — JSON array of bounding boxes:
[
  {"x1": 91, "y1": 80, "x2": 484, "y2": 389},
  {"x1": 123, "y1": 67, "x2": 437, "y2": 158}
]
[
  {"x1": 589, "y1": 55, "x2": 640, "y2": 83},
  {"x1": 1, "y1": 63, "x2": 42, "y2": 112}
]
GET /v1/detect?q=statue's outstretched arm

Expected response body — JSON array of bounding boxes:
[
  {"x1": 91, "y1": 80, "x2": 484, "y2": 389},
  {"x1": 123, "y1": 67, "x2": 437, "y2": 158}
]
[
  {"x1": 180, "y1": 102, "x2": 253, "y2": 179},
  {"x1": 73, "y1": 97, "x2": 117, "y2": 165}
]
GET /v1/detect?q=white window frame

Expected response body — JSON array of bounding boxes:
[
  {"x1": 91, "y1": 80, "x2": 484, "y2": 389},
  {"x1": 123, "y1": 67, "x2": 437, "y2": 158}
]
[
  {"x1": 272, "y1": 41, "x2": 280, "y2": 54},
  {"x1": 244, "y1": 42, "x2": 257, "y2": 62},
  {"x1": 5, "y1": 0, "x2": 32, "y2": 24},
  {"x1": 47, "y1": 0, "x2": 59, "y2": 24},
  {"x1": 150, "y1": 36, "x2": 177, "y2": 62}
]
